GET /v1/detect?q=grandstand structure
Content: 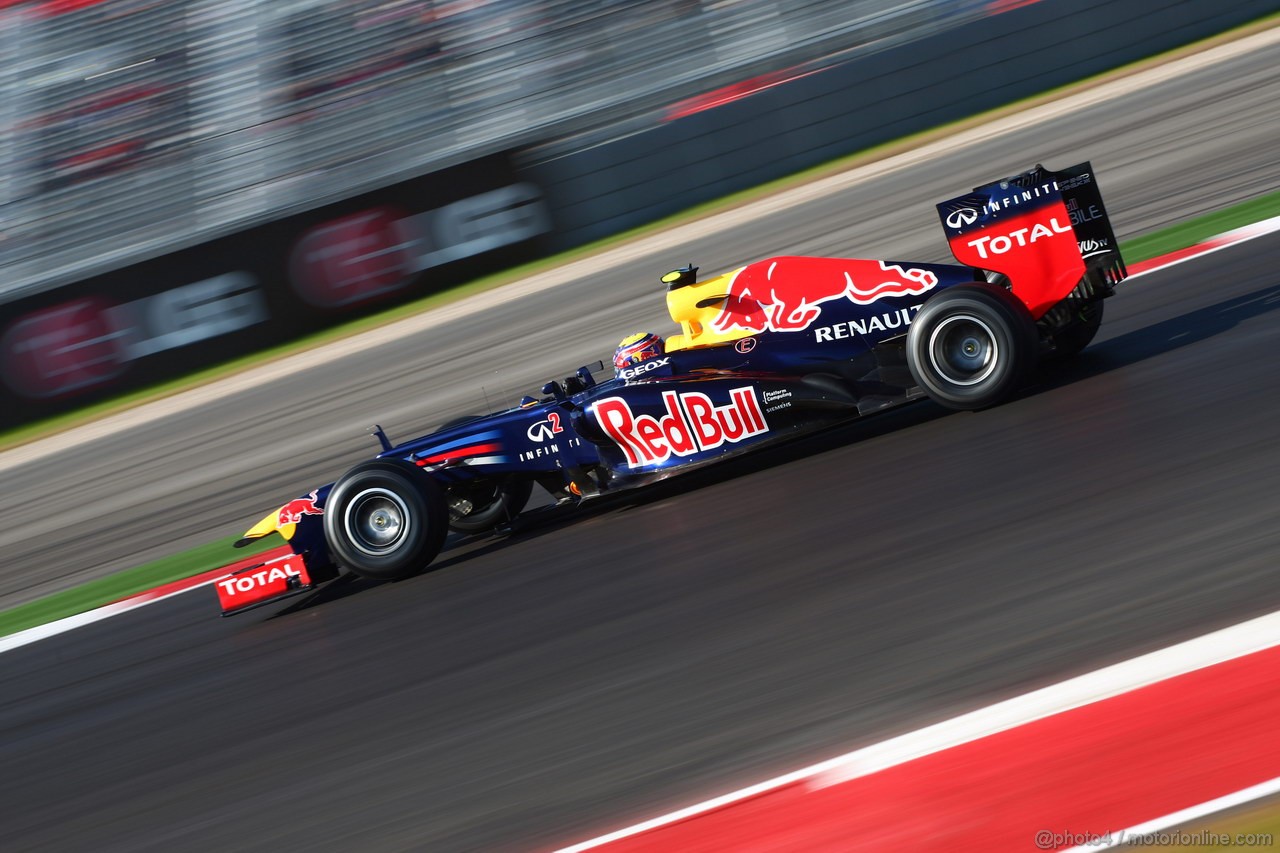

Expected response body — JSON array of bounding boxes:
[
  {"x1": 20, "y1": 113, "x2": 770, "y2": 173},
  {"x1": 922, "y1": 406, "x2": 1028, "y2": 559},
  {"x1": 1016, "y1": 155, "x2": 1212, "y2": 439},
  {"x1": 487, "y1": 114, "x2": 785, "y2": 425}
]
[{"x1": 0, "y1": 0, "x2": 978, "y2": 302}]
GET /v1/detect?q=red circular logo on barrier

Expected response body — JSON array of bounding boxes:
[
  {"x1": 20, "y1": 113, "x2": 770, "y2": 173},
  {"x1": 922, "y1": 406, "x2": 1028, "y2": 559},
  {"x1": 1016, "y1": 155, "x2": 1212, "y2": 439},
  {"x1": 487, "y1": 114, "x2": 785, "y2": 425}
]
[
  {"x1": 289, "y1": 207, "x2": 415, "y2": 309},
  {"x1": 1, "y1": 297, "x2": 127, "y2": 399}
]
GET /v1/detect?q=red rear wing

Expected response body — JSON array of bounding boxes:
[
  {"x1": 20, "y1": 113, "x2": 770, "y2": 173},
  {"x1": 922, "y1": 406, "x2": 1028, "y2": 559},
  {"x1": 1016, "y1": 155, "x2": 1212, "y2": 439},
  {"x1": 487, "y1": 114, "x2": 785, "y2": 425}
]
[{"x1": 937, "y1": 162, "x2": 1126, "y2": 319}]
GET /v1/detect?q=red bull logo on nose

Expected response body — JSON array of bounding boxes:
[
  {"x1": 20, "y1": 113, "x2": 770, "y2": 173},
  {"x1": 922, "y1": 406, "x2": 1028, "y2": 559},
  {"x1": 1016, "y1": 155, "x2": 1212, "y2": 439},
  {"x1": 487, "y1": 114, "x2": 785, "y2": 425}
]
[
  {"x1": 710, "y1": 257, "x2": 938, "y2": 335},
  {"x1": 277, "y1": 490, "x2": 322, "y2": 525}
]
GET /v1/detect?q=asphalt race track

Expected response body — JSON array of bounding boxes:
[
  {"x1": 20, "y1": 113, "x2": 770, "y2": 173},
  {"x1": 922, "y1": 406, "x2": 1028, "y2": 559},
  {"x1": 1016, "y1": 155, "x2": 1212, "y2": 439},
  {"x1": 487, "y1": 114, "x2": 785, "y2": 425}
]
[
  {"x1": 1, "y1": 32, "x2": 1280, "y2": 853},
  {"x1": 2, "y1": 34, "x2": 1279, "y2": 607},
  {"x1": 2, "y1": 236, "x2": 1278, "y2": 851}
]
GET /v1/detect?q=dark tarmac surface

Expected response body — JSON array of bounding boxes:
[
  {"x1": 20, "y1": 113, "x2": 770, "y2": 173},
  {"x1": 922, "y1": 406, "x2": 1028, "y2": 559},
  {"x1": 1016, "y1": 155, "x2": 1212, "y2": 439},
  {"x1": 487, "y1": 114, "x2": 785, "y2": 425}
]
[
  {"x1": 1, "y1": 237, "x2": 1278, "y2": 851},
  {"x1": 2, "y1": 35, "x2": 1279, "y2": 608},
  {"x1": 3, "y1": 25, "x2": 1280, "y2": 853}
]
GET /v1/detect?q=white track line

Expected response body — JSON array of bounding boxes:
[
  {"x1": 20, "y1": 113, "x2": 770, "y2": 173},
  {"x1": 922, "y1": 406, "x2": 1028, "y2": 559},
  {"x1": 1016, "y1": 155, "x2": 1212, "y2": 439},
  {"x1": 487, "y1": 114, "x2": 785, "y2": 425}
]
[
  {"x1": 0, "y1": 601, "x2": 135, "y2": 654},
  {"x1": 3, "y1": 25, "x2": 1278, "y2": 476},
  {"x1": 553, "y1": 609, "x2": 1280, "y2": 852},
  {"x1": 1224, "y1": 213, "x2": 1280, "y2": 241},
  {"x1": 0, "y1": 575, "x2": 224, "y2": 654}
]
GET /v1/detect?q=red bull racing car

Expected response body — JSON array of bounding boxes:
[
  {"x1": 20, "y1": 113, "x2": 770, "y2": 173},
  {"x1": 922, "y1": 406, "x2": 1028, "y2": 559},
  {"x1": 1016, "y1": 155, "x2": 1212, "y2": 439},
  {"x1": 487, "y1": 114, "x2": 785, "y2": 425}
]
[{"x1": 218, "y1": 162, "x2": 1126, "y2": 616}]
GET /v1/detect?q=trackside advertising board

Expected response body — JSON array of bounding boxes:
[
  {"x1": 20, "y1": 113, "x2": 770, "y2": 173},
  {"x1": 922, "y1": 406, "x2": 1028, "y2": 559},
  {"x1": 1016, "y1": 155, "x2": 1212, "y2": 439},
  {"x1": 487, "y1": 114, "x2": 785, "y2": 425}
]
[{"x1": 0, "y1": 152, "x2": 551, "y2": 429}]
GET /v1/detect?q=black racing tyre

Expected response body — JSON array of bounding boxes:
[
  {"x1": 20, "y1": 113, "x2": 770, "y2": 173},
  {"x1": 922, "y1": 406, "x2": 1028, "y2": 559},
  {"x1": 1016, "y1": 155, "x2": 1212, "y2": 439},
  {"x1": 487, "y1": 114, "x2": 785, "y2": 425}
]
[
  {"x1": 446, "y1": 477, "x2": 533, "y2": 534},
  {"x1": 906, "y1": 283, "x2": 1038, "y2": 410},
  {"x1": 1049, "y1": 299, "x2": 1105, "y2": 359},
  {"x1": 323, "y1": 458, "x2": 448, "y2": 580}
]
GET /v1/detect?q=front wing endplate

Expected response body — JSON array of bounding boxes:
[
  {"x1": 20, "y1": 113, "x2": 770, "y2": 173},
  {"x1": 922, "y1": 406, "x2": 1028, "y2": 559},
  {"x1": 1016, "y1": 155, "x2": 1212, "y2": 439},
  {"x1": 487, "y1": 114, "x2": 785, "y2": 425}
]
[{"x1": 216, "y1": 552, "x2": 314, "y2": 617}]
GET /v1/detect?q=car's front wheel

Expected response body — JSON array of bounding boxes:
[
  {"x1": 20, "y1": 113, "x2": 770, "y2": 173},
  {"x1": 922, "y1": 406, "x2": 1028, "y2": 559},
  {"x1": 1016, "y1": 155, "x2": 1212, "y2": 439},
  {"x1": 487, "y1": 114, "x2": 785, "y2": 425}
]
[
  {"x1": 906, "y1": 283, "x2": 1038, "y2": 410},
  {"x1": 323, "y1": 459, "x2": 448, "y2": 580}
]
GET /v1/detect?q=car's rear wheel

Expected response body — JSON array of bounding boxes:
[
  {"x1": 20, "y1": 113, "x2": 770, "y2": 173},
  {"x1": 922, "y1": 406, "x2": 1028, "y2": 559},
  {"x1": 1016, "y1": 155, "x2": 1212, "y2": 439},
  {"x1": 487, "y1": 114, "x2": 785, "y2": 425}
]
[
  {"x1": 323, "y1": 458, "x2": 448, "y2": 580},
  {"x1": 446, "y1": 477, "x2": 533, "y2": 534},
  {"x1": 906, "y1": 284, "x2": 1038, "y2": 410}
]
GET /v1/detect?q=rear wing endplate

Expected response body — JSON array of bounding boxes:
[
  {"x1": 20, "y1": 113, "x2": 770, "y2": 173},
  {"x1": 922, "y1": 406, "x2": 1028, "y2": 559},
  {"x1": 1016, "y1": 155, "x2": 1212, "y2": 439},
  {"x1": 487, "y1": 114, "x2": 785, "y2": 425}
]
[{"x1": 937, "y1": 162, "x2": 1126, "y2": 318}]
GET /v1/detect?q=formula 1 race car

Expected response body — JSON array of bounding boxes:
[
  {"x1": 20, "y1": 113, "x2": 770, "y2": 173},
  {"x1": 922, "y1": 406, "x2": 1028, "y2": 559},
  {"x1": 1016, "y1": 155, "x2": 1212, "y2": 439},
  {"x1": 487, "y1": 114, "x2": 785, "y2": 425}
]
[{"x1": 217, "y1": 162, "x2": 1126, "y2": 616}]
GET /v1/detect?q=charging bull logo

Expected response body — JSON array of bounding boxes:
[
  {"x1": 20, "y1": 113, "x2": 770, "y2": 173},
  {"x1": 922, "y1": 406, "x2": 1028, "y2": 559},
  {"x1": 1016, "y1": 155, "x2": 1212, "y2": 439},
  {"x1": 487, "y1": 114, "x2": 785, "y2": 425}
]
[
  {"x1": 711, "y1": 257, "x2": 938, "y2": 335},
  {"x1": 593, "y1": 387, "x2": 767, "y2": 469},
  {"x1": 277, "y1": 491, "x2": 322, "y2": 525}
]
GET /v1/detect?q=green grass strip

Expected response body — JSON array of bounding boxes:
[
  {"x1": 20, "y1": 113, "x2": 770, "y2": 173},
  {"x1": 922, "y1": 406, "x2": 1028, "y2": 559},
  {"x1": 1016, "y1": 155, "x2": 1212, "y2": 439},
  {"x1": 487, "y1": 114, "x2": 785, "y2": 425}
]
[
  {"x1": 0, "y1": 533, "x2": 282, "y2": 639},
  {"x1": 1120, "y1": 190, "x2": 1280, "y2": 262}
]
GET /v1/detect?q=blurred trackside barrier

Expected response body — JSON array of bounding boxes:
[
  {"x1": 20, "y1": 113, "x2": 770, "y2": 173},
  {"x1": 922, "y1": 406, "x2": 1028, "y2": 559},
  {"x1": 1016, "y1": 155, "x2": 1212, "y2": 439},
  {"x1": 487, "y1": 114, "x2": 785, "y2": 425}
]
[
  {"x1": 0, "y1": 152, "x2": 551, "y2": 427},
  {"x1": 0, "y1": 0, "x2": 1273, "y2": 430},
  {"x1": 523, "y1": 0, "x2": 1279, "y2": 248}
]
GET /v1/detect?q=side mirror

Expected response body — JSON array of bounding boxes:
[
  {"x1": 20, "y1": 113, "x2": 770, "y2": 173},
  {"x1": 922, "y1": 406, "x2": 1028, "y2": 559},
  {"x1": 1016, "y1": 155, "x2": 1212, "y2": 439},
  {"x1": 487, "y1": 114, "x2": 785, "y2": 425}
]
[{"x1": 368, "y1": 424, "x2": 392, "y2": 452}]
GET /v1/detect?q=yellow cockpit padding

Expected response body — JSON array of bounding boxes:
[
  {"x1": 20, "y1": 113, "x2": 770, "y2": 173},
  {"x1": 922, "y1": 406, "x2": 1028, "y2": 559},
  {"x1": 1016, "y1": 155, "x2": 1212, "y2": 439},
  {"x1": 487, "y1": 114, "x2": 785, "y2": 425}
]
[{"x1": 664, "y1": 267, "x2": 752, "y2": 351}]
